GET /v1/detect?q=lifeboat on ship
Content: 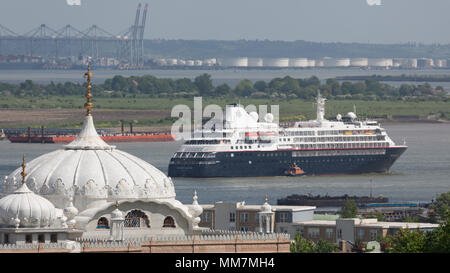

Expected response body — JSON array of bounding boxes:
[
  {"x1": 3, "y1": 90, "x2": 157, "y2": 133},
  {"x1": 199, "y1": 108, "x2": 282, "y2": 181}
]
[{"x1": 284, "y1": 163, "x2": 305, "y2": 176}]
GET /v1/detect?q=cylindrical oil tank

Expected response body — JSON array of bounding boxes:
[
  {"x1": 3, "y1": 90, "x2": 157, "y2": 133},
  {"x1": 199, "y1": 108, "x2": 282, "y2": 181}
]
[
  {"x1": 194, "y1": 60, "x2": 203, "y2": 66},
  {"x1": 434, "y1": 59, "x2": 446, "y2": 68},
  {"x1": 335, "y1": 58, "x2": 351, "y2": 67},
  {"x1": 178, "y1": 60, "x2": 186, "y2": 66},
  {"x1": 248, "y1": 58, "x2": 263, "y2": 67},
  {"x1": 154, "y1": 58, "x2": 167, "y2": 66},
  {"x1": 307, "y1": 59, "x2": 316, "y2": 67},
  {"x1": 368, "y1": 58, "x2": 393, "y2": 67},
  {"x1": 203, "y1": 58, "x2": 217, "y2": 66},
  {"x1": 289, "y1": 58, "x2": 308, "y2": 67},
  {"x1": 166, "y1": 58, "x2": 178, "y2": 66},
  {"x1": 263, "y1": 58, "x2": 289, "y2": 67},
  {"x1": 315, "y1": 60, "x2": 324, "y2": 67},
  {"x1": 185, "y1": 60, "x2": 195, "y2": 66},
  {"x1": 218, "y1": 57, "x2": 248, "y2": 67},
  {"x1": 350, "y1": 58, "x2": 368, "y2": 67}
]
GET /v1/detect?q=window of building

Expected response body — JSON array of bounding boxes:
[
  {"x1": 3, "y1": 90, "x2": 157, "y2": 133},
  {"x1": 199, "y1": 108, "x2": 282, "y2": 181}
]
[
  {"x1": 4, "y1": 234, "x2": 9, "y2": 244},
  {"x1": 229, "y1": 212, "x2": 236, "y2": 223},
  {"x1": 307, "y1": 228, "x2": 320, "y2": 238},
  {"x1": 278, "y1": 212, "x2": 289, "y2": 223},
  {"x1": 370, "y1": 230, "x2": 379, "y2": 240},
  {"x1": 163, "y1": 216, "x2": 176, "y2": 228},
  {"x1": 50, "y1": 233, "x2": 57, "y2": 243},
  {"x1": 295, "y1": 227, "x2": 305, "y2": 237},
  {"x1": 201, "y1": 212, "x2": 211, "y2": 222},
  {"x1": 38, "y1": 234, "x2": 45, "y2": 243},
  {"x1": 279, "y1": 227, "x2": 288, "y2": 233},
  {"x1": 124, "y1": 210, "x2": 150, "y2": 228},
  {"x1": 337, "y1": 229, "x2": 343, "y2": 239},
  {"x1": 25, "y1": 234, "x2": 32, "y2": 244},
  {"x1": 326, "y1": 228, "x2": 334, "y2": 239},
  {"x1": 358, "y1": 229, "x2": 365, "y2": 239},
  {"x1": 96, "y1": 217, "x2": 110, "y2": 229},
  {"x1": 240, "y1": 213, "x2": 249, "y2": 223},
  {"x1": 240, "y1": 226, "x2": 249, "y2": 232}
]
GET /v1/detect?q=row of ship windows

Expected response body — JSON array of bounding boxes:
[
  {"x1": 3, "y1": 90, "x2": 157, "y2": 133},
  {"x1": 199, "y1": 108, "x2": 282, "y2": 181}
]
[
  {"x1": 293, "y1": 142, "x2": 389, "y2": 149},
  {"x1": 292, "y1": 149, "x2": 386, "y2": 157},
  {"x1": 291, "y1": 135, "x2": 385, "y2": 143},
  {"x1": 173, "y1": 152, "x2": 216, "y2": 158},
  {"x1": 173, "y1": 157, "x2": 381, "y2": 165},
  {"x1": 282, "y1": 130, "x2": 382, "y2": 137}
]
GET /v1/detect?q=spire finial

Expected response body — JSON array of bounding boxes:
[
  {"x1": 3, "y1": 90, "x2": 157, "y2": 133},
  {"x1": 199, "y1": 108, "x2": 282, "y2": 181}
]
[
  {"x1": 84, "y1": 61, "x2": 93, "y2": 116},
  {"x1": 264, "y1": 194, "x2": 268, "y2": 203},
  {"x1": 20, "y1": 155, "x2": 27, "y2": 184},
  {"x1": 115, "y1": 200, "x2": 119, "y2": 209}
]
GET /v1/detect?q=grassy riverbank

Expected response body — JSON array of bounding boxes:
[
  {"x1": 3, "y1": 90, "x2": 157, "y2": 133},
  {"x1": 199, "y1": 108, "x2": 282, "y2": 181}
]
[{"x1": 0, "y1": 97, "x2": 449, "y2": 129}]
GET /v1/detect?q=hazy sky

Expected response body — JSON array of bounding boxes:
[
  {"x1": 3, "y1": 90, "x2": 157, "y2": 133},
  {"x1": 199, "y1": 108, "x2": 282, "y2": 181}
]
[{"x1": 0, "y1": 0, "x2": 449, "y2": 44}]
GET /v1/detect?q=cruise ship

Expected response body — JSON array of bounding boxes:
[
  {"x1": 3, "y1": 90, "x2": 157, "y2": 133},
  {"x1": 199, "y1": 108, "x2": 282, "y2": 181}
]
[{"x1": 168, "y1": 92, "x2": 407, "y2": 177}]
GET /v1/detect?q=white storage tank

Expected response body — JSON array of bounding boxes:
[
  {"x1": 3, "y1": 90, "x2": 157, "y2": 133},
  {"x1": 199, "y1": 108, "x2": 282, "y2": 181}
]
[
  {"x1": 166, "y1": 58, "x2": 178, "y2": 66},
  {"x1": 263, "y1": 58, "x2": 289, "y2": 67},
  {"x1": 289, "y1": 58, "x2": 308, "y2": 68},
  {"x1": 194, "y1": 60, "x2": 203, "y2": 66},
  {"x1": 350, "y1": 58, "x2": 369, "y2": 67},
  {"x1": 335, "y1": 58, "x2": 350, "y2": 67},
  {"x1": 368, "y1": 58, "x2": 393, "y2": 67},
  {"x1": 178, "y1": 59, "x2": 186, "y2": 66},
  {"x1": 153, "y1": 58, "x2": 167, "y2": 66},
  {"x1": 315, "y1": 59, "x2": 324, "y2": 67},
  {"x1": 218, "y1": 57, "x2": 248, "y2": 67},
  {"x1": 203, "y1": 58, "x2": 217, "y2": 66},
  {"x1": 248, "y1": 58, "x2": 263, "y2": 67},
  {"x1": 307, "y1": 59, "x2": 316, "y2": 67},
  {"x1": 185, "y1": 60, "x2": 195, "y2": 66},
  {"x1": 434, "y1": 59, "x2": 446, "y2": 68}
]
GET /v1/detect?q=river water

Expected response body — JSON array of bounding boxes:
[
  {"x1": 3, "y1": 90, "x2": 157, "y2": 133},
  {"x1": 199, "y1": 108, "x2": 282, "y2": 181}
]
[{"x1": 0, "y1": 123, "x2": 449, "y2": 205}]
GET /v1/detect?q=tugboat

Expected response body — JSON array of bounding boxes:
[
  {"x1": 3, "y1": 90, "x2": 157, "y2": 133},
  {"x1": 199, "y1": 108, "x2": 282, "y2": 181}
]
[{"x1": 285, "y1": 163, "x2": 305, "y2": 176}]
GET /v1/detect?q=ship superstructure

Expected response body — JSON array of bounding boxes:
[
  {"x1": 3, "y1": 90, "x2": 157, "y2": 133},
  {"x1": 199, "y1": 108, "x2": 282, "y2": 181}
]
[{"x1": 168, "y1": 93, "x2": 407, "y2": 177}]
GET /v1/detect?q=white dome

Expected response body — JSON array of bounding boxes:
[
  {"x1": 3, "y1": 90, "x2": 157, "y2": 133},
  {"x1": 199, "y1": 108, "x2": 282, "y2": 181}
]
[
  {"x1": 1, "y1": 115, "x2": 175, "y2": 211},
  {"x1": 0, "y1": 183, "x2": 56, "y2": 228}
]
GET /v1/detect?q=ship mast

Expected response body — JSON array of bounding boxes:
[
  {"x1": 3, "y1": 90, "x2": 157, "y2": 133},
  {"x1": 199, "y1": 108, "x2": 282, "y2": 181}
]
[{"x1": 316, "y1": 90, "x2": 326, "y2": 122}]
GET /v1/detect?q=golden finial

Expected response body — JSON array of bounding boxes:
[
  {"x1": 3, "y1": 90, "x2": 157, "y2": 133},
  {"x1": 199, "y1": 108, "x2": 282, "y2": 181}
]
[
  {"x1": 84, "y1": 62, "x2": 94, "y2": 116},
  {"x1": 20, "y1": 155, "x2": 27, "y2": 184}
]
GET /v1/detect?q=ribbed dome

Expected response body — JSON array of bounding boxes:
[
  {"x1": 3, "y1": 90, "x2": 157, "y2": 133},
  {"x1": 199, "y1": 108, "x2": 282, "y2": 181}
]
[
  {"x1": 1, "y1": 115, "x2": 175, "y2": 211},
  {"x1": 0, "y1": 183, "x2": 56, "y2": 228}
]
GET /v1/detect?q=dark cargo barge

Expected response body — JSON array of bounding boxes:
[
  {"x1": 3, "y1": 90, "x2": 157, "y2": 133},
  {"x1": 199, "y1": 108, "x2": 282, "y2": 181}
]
[{"x1": 277, "y1": 194, "x2": 389, "y2": 207}]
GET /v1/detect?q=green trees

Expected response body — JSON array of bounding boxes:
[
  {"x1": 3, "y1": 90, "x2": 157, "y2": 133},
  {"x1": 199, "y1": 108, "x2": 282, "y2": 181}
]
[
  {"x1": 429, "y1": 191, "x2": 450, "y2": 223},
  {"x1": 383, "y1": 212, "x2": 450, "y2": 253},
  {"x1": 194, "y1": 73, "x2": 214, "y2": 96},
  {"x1": 290, "y1": 233, "x2": 338, "y2": 253},
  {"x1": 0, "y1": 73, "x2": 447, "y2": 101},
  {"x1": 339, "y1": 199, "x2": 358, "y2": 218}
]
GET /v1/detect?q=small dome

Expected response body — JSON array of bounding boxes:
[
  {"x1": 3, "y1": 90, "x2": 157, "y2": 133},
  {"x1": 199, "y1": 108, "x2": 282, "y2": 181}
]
[
  {"x1": 260, "y1": 196, "x2": 272, "y2": 213},
  {"x1": 0, "y1": 183, "x2": 56, "y2": 228}
]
